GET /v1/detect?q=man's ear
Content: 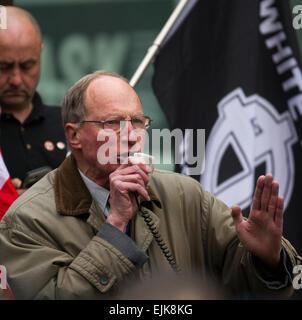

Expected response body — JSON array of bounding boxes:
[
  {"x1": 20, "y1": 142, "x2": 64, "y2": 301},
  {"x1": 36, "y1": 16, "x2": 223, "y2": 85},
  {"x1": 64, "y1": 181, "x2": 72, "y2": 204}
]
[{"x1": 65, "y1": 123, "x2": 81, "y2": 150}]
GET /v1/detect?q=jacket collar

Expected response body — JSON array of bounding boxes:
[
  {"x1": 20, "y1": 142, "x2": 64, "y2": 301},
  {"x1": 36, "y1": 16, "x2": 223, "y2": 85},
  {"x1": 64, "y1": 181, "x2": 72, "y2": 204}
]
[{"x1": 54, "y1": 154, "x2": 161, "y2": 216}]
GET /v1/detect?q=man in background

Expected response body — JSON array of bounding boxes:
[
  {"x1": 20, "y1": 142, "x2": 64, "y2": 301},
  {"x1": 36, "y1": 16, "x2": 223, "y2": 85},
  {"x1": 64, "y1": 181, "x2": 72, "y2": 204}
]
[{"x1": 0, "y1": 6, "x2": 66, "y2": 195}]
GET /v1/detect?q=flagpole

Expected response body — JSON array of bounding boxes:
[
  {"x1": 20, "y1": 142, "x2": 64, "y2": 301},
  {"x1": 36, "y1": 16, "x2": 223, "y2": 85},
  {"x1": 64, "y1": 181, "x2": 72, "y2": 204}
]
[{"x1": 129, "y1": 0, "x2": 191, "y2": 87}]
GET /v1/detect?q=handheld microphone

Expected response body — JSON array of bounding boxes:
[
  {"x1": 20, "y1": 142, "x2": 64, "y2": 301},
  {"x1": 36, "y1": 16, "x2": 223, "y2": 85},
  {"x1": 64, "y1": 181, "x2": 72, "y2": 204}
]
[{"x1": 132, "y1": 152, "x2": 154, "y2": 174}]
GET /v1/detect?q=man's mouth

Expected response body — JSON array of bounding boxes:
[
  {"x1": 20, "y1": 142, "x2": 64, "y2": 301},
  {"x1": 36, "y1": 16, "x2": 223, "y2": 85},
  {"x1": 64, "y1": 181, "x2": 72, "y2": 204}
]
[{"x1": 4, "y1": 90, "x2": 27, "y2": 96}]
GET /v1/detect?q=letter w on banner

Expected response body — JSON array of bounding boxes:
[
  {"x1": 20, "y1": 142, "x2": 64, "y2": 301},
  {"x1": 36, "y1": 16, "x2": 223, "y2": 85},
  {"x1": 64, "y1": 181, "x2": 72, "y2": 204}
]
[
  {"x1": 152, "y1": 0, "x2": 302, "y2": 256},
  {"x1": 0, "y1": 148, "x2": 18, "y2": 220}
]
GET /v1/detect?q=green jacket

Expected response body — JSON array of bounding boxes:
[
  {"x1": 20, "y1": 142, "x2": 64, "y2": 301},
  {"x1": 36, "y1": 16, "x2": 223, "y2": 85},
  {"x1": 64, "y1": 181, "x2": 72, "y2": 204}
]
[{"x1": 0, "y1": 155, "x2": 300, "y2": 299}]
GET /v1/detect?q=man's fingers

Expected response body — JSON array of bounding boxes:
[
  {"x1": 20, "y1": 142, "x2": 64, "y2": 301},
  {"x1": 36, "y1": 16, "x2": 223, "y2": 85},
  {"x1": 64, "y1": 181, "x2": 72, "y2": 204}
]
[
  {"x1": 267, "y1": 181, "x2": 279, "y2": 217},
  {"x1": 251, "y1": 175, "x2": 265, "y2": 211},
  {"x1": 275, "y1": 196, "x2": 284, "y2": 229},
  {"x1": 116, "y1": 181, "x2": 150, "y2": 201},
  {"x1": 116, "y1": 163, "x2": 150, "y2": 175},
  {"x1": 11, "y1": 178, "x2": 22, "y2": 189},
  {"x1": 119, "y1": 158, "x2": 151, "y2": 174},
  {"x1": 111, "y1": 173, "x2": 147, "y2": 188},
  {"x1": 260, "y1": 174, "x2": 273, "y2": 211},
  {"x1": 231, "y1": 205, "x2": 243, "y2": 228},
  {"x1": 113, "y1": 164, "x2": 150, "y2": 185}
]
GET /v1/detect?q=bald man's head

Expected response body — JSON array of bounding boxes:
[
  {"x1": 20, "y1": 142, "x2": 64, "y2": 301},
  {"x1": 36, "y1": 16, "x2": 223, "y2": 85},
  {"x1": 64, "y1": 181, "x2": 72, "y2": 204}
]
[
  {"x1": 0, "y1": 6, "x2": 43, "y2": 113},
  {"x1": 5, "y1": 6, "x2": 42, "y2": 43}
]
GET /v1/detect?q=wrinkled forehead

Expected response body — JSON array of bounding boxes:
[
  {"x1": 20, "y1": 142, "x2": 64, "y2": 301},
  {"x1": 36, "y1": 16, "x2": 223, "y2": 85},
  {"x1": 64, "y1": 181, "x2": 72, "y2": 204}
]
[{"x1": 0, "y1": 39, "x2": 42, "y2": 64}]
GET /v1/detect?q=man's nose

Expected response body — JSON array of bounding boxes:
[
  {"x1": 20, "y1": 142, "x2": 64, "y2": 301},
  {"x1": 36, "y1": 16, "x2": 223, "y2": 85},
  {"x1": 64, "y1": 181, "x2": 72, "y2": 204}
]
[
  {"x1": 9, "y1": 68, "x2": 23, "y2": 87},
  {"x1": 120, "y1": 120, "x2": 137, "y2": 144}
]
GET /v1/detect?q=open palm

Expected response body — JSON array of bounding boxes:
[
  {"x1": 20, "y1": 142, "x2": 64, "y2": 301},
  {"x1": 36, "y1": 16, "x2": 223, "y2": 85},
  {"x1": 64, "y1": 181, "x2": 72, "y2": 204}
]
[{"x1": 231, "y1": 174, "x2": 283, "y2": 268}]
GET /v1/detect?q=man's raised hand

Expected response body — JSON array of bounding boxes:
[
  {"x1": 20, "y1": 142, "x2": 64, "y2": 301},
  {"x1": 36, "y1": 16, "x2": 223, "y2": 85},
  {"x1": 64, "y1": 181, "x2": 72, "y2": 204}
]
[{"x1": 231, "y1": 174, "x2": 284, "y2": 269}]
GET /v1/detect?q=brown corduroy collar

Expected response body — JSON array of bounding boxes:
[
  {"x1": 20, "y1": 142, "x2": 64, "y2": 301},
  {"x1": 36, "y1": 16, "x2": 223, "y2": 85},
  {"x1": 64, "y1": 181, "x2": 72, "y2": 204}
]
[{"x1": 54, "y1": 155, "x2": 161, "y2": 216}]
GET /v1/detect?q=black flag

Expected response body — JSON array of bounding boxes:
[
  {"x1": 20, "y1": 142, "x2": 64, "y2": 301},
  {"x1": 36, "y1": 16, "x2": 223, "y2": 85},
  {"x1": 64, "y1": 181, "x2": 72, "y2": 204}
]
[{"x1": 152, "y1": 0, "x2": 302, "y2": 257}]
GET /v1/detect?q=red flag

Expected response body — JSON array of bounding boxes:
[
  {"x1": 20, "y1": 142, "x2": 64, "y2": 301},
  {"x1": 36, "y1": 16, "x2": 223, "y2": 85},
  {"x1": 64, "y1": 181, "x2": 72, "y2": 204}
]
[
  {"x1": 0, "y1": 266, "x2": 14, "y2": 300},
  {"x1": 0, "y1": 149, "x2": 18, "y2": 220}
]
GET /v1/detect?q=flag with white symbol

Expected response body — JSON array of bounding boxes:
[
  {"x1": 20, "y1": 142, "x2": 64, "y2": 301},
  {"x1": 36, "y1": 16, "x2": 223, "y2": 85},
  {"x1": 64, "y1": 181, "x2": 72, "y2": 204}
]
[{"x1": 152, "y1": 0, "x2": 302, "y2": 255}]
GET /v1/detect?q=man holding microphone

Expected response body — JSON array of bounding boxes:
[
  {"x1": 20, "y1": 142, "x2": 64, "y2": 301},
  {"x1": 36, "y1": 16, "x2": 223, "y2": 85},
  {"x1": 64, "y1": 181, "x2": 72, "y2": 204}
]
[{"x1": 0, "y1": 70, "x2": 300, "y2": 299}]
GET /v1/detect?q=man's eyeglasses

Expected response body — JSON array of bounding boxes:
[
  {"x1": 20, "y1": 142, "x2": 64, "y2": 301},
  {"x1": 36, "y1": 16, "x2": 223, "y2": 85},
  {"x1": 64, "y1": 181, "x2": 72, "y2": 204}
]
[{"x1": 79, "y1": 115, "x2": 152, "y2": 131}]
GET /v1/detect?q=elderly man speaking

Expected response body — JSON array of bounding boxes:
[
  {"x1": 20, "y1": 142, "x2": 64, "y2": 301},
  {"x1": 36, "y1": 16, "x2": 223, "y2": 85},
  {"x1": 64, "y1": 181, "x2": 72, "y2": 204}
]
[{"x1": 0, "y1": 70, "x2": 300, "y2": 300}]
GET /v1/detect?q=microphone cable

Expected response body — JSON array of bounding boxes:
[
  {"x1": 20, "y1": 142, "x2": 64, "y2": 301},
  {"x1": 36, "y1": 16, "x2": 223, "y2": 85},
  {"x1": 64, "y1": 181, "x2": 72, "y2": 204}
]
[{"x1": 134, "y1": 194, "x2": 182, "y2": 274}]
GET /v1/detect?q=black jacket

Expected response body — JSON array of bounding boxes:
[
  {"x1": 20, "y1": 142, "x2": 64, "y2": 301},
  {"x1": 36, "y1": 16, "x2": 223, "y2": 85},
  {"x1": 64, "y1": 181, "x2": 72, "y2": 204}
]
[{"x1": 0, "y1": 92, "x2": 67, "y2": 180}]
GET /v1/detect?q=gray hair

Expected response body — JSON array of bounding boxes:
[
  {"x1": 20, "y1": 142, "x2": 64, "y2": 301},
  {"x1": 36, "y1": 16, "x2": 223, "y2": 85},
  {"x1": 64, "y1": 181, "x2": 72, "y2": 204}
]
[{"x1": 61, "y1": 70, "x2": 129, "y2": 127}]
